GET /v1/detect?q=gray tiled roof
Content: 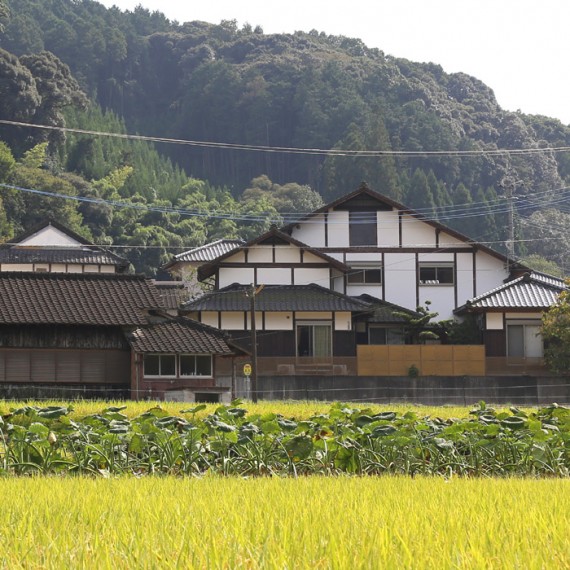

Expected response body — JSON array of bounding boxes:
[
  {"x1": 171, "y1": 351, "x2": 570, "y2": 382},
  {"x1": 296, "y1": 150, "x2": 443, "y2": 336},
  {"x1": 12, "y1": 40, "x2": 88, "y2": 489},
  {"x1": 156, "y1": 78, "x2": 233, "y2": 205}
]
[
  {"x1": 459, "y1": 272, "x2": 566, "y2": 311},
  {"x1": 153, "y1": 282, "x2": 186, "y2": 310},
  {"x1": 183, "y1": 284, "x2": 372, "y2": 313},
  {"x1": 0, "y1": 247, "x2": 129, "y2": 268},
  {"x1": 129, "y1": 318, "x2": 238, "y2": 355},
  {"x1": 0, "y1": 272, "x2": 163, "y2": 326},
  {"x1": 356, "y1": 295, "x2": 419, "y2": 323},
  {"x1": 173, "y1": 240, "x2": 244, "y2": 263}
]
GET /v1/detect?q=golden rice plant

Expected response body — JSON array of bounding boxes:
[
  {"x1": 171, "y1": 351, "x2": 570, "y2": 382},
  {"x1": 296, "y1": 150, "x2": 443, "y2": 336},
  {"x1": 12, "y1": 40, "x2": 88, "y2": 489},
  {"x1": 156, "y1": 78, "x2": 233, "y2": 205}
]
[
  {"x1": 0, "y1": 398, "x2": 535, "y2": 421},
  {"x1": 0, "y1": 476, "x2": 567, "y2": 569}
]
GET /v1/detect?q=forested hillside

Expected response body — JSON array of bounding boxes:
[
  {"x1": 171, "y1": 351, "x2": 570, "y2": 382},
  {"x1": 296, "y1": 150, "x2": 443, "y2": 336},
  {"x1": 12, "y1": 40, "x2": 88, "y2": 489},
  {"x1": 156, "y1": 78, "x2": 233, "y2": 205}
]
[{"x1": 1, "y1": 0, "x2": 570, "y2": 275}]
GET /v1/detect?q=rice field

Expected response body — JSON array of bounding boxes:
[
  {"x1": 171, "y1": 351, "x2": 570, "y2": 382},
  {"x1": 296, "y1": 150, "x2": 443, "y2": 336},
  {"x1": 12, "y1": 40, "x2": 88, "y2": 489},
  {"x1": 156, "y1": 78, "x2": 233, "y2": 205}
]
[
  {"x1": 0, "y1": 476, "x2": 568, "y2": 569},
  {"x1": 0, "y1": 399, "x2": 535, "y2": 421}
]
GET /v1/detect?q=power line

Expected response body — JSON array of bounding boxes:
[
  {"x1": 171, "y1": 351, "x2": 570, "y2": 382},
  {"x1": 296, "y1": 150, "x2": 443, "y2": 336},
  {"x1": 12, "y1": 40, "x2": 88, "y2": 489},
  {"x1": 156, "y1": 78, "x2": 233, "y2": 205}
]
[{"x1": 2, "y1": 119, "x2": 570, "y2": 157}]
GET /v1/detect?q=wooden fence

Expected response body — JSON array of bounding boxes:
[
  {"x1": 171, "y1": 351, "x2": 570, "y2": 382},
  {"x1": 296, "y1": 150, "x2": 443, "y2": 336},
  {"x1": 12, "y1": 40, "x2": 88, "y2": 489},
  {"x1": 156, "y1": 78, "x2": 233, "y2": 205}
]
[{"x1": 357, "y1": 345, "x2": 486, "y2": 377}]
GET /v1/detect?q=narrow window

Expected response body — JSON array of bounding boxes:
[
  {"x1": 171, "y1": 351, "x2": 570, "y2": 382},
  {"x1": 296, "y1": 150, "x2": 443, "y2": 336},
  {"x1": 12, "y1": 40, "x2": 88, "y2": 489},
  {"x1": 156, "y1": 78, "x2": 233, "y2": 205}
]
[{"x1": 349, "y1": 212, "x2": 377, "y2": 246}]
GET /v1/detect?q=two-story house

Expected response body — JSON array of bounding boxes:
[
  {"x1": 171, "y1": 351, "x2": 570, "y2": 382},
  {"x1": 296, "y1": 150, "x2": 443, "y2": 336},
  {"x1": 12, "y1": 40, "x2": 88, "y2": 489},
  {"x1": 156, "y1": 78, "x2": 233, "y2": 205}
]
[{"x1": 180, "y1": 183, "x2": 540, "y2": 376}]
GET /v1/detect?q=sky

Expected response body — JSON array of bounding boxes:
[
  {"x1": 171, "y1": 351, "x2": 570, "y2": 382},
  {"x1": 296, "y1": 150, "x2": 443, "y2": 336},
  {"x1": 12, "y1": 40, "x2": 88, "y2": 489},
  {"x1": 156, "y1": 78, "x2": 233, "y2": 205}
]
[{"x1": 98, "y1": 0, "x2": 570, "y2": 125}]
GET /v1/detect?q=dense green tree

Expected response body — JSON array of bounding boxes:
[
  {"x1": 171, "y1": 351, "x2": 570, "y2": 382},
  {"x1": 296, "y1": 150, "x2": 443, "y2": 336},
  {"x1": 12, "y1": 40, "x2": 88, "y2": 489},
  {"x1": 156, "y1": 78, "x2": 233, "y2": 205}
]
[
  {"x1": 541, "y1": 283, "x2": 570, "y2": 373},
  {"x1": 19, "y1": 51, "x2": 87, "y2": 154}
]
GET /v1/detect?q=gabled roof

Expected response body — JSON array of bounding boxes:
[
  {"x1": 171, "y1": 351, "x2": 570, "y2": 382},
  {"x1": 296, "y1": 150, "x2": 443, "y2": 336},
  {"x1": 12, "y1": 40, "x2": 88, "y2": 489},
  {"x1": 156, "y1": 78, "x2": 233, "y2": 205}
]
[
  {"x1": 128, "y1": 317, "x2": 246, "y2": 355},
  {"x1": 153, "y1": 281, "x2": 186, "y2": 310},
  {"x1": 282, "y1": 183, "x2": 521, "y2": 265},
  {"x1": 355, "y1": 294, "x2": 420, "y2": 323},
  {"x1": 162, "y1": 239, "x2": 245, "y2": 270},
  {"x1": 456, "y1": 271, "x2": 567, "y2": 313},
  {"x1": 0, "y1": 272, "x2": 163, "y2": 326},
  {"x1": 0, "y1": 220, "x2": 129, "y2": 271},
  {"x1": 183, "y1": 283, "x2": 372, "y2": 313},
  {"x1": 197, "y1": 228, "x2": 349, "y2": 281}
]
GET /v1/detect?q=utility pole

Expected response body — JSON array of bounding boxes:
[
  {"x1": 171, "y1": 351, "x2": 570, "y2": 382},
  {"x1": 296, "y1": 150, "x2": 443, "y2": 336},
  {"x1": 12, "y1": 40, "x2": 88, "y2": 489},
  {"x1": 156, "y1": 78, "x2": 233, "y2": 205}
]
[
  {"x1": 500, "y1": 171, "x2": 521, "y2": 259},
  {"x1": 246, "y1": 283, "x2": 264, "y2": 403}
]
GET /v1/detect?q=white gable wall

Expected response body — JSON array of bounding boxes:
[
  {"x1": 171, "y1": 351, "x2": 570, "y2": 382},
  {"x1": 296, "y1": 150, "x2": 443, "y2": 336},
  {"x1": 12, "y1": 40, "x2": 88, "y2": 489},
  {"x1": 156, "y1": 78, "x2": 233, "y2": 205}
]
[
  {"x1": 401, "y1": 215, "x2": 437, "y2": 247},
  {"x1": 291, "y1": 214, "x2": 326, "y2": 246},
  {"x1": 19, "y1": 226, "x2": 82, "y2": 247},
  {"x1": 377, "y1": 210, "x2": 400, "y2": 246},
  {"x1": 327, "y1": 211, "x2": 349, "y2": 247}
]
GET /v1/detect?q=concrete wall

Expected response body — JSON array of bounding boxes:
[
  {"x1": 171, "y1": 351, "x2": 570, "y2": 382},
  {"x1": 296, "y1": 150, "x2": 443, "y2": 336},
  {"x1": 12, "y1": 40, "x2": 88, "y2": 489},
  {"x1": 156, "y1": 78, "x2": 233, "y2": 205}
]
[{"x1": 234, "y1": 375, "x2": 570, "y2": 406}]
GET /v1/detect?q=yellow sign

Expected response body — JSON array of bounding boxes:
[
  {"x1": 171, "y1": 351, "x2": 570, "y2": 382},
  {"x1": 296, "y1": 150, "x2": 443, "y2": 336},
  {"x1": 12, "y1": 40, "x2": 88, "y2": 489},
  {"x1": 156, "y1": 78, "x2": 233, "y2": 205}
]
[{"x1": 243, "y1": 363, "x2": 252, "y2": 377}]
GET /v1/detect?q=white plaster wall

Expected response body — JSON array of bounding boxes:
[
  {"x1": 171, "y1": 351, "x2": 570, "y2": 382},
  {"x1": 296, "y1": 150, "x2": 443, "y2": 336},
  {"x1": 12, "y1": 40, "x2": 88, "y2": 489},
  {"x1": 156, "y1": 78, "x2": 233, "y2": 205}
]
[
  {"x1": 292, "y1": 214, "x2": 326, "y2": 247},
  {"x1": 265, "y1": 312, "x2": 293, "y2": 330},
  {"x1": 2, "y1": 264, "x2": 33, "y2": 271},
  {"x1": 274, "y1": 246, "x2": 301, "y2": 263},
  {"x1": 226, "y1": 250, "x2": 246, "y2": 263},
  {"x1": 383, "y1": 253, "x2": 417, "y2": 308},
  {"x1": 66, "y1": 264, "x2": 83, "y2": 273},
  {"x1": 99, "y1": 265, "x2": 115, "y2": 274},
  {"x1": 325, "y1": 252, "x2": 344, "y2": 262},
  {"x1": 331, "y1": 274, "x2": 345, "y2": 293},
  {"x1": 257, "y1": 267, "x2": 292, "y2": 285},
  {"x1": 248, "y1": 246, "x2": 273, "y2": 263},
  {"x1": 438, "y1": 232, "x2": 470, "y2": 248},
  {"x1": 334, "y1": 312, "x2": 352, "y2": 331},
  {"x1": 475, "y1": 252, "x2": 508, "y2": 297},
  {"x1": 293, "y1": 267, "x2": 330, "y2": 286},
  {"x1": 221, "y1": 312, "x2": 246, "y2": 330},
  {"x1": 327, "y1": 211, "x2": 349, "y2": 247},
  {"x1": 417, "y1": 285, "x2": 455, "y2": 319},
  {"x1": 486, "y1": 313, "x2": 504, "y2": 330},
  {"x1": 346, "y1": 284, "x2": 383, "y2": 298},
  {"x1": 456, "y1": 252, "x2": 475, "y2": 305},
  {"x1": 51, "y1": 264, "x2": 67, "y2": 273},
  {"x1": 295, "y1": 312, "x2": 332, "y2": 320},
  {"x1": 303, "y1": 251, "x2": 326, "y2": 263},
  {"x1": 19, "y1": 226, "x2": 80, "y2": 246},
  {"x1": 377, "y1": 210, "x2": 400, "y2": 246},
  {"x1": 345, "y1": 252, "x2": 382, "y2": 262},
  {"x1": 83, "y1": 265, "x2": 99, "y2": 273},
  {"x1": 418, "y1": 253, "x2": 455, "y2": 262},
  {"x1": 201, "y1": 312, "x2": 219, "y2": 328},
  {"x1": 245, "y1": 311, "x2": 263, "y2": 329},
  {"x1": 218, "y1": 268, "x2": 255, "y2": 287},
  {"x1": 401, "y1": 215, "x2": 437, "y2": 247},
  {"x1": 505, "y1": 312, "x2": 543, "y2": 319}
]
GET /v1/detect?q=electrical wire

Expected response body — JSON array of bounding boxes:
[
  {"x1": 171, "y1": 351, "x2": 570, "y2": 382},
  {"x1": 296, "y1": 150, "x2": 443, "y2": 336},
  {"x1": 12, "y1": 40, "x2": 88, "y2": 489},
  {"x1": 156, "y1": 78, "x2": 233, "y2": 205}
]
[{"x1": 2, "y1": 118, "x2": 570, "y2": 157}]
